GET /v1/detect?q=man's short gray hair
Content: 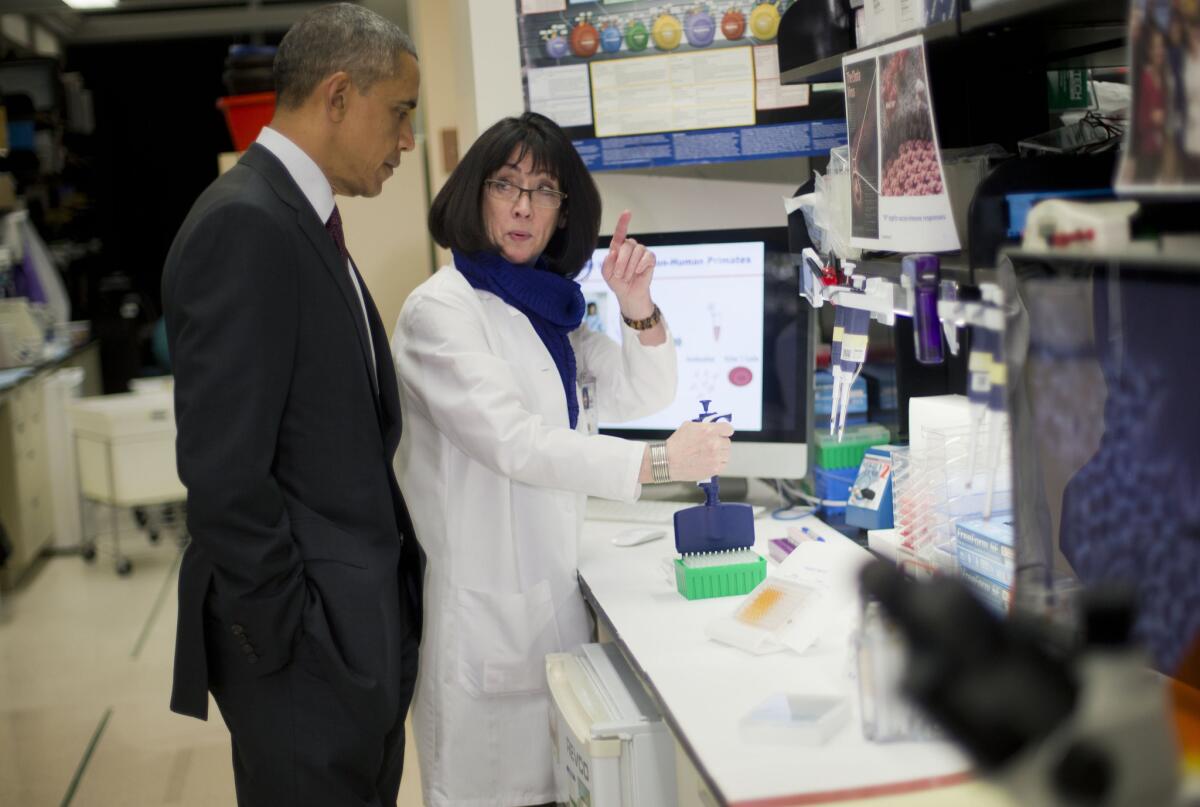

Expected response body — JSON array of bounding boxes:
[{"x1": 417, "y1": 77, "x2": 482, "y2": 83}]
[{"x1": 274, "y1": 3, "x2": 417, "y2": 109}]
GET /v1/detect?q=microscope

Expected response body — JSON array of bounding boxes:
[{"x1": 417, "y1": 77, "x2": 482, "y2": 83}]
[{"x1": 859, "y1": 560, "x2": 1181, "y2": 806}]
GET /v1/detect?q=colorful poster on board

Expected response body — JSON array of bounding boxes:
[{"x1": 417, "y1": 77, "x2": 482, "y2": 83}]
[
  {"x1": 1117, "y1": 0, "x2": 1200, "y2": 195},
  {"x1": 843, "y1": 35, "x2": 960, "y2": 252},
  {"x1": 518, "y1": 2, "x2": 796, "y2": 73},
  {"x1": 515, "y1": 0, "x2": 847, "y2": 170}
]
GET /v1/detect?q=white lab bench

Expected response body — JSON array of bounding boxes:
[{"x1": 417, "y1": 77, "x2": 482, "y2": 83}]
[{"x1": 578, "y1": 511, "x2": 1016, "y2": 807}]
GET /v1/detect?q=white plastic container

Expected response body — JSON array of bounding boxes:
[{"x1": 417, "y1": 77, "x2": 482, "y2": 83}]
[
  {"x1": 546, "y1": 643, "x2": 676, "y2": 807},
  {"x1": 69, "y1": 391, "x2": 185, "y2": 506}
]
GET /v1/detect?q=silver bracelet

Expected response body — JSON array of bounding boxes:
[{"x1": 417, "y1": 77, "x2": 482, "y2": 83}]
[{"x1": 649, "y1": 441, "x2": 670, "y2": 484}]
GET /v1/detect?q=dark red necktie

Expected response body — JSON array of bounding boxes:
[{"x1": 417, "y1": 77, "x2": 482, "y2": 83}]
[
  {"x1": 324, "y1": 203, "x2": 379, "y2": 393},
  {"x1": 325, "y1": 205, "x2": 350, "y2": 260}
]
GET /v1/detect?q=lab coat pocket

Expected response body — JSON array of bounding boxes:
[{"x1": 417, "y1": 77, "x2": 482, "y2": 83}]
[{"x1": 455, "y1": 579, "x2": 562, "y2": 697}]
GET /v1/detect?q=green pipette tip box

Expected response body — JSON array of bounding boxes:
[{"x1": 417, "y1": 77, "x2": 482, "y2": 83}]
[
  {"x1": 674, "y1": 552, "x2": 767, "y2": 601},
  {"x1": 812, "y1": 423, "x2": 891, "y2": 470}
]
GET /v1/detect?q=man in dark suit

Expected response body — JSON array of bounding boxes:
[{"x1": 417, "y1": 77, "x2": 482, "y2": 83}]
[{"x1": 161, "y1": 5, "x2": 424, "y2": 805}]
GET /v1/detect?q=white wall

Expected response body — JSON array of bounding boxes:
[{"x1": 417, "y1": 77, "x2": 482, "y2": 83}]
[
  {"x1": 338, "y1": 138, "x2": 432, "y2": 338},
  {"x1": 457, "y1": 0, "x2": 525, "y2": 142},
  {"x1": 593, "y1": 166, "x2": 805, "y2": 236}
]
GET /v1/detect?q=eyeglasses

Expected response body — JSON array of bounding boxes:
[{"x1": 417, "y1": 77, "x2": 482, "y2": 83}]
[{"x1": 484, "y1": 179, "x2": 567, "y2": 210}]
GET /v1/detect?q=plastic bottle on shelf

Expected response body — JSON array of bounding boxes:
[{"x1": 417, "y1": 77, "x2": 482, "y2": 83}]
[
  {"x1": 749, "y1": 2, "x2": 782, "y2": 41},
  {"x1": 544, "y1": 29, "x2": 569, "y2": 59},
  {"x1": 652, "y1": 13, "x2": 684, "y2": 51},
  {"x1": 600, "y1": 23, "x2": 623, "y2": 53},
  {"x1": 570, "y1": 18, "x2": 600, "y2": 57},
  {"x1": 685, "y1": 10, "x2": 717, "y2": 47},
  {"x1": 722, "y1": 8, "x2": 747, "y2": 40},
  {"x1": 625, "y1": 19, "x2": 650, "y2": 51}
]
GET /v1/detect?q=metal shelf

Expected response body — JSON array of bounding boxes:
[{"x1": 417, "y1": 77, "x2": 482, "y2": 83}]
[
  {"x1": 1002, "y1": 248, "x2": 1200, "y2": 271},
  {"x1": 780, "y1": 0, "x2": 1129, "y2": 86},
  {"x1": 851, "y1": 253, "x2": 973, "y2": 285},
  {"x1": 960, "y1": 0, "x2": 1128, "y2": 36},
  {"x1": 780, "y1": 19, "x2": 958, "y2": 85},
  {"x1": 961, "y1": 0, "x2": 1129, "y2": 70}
]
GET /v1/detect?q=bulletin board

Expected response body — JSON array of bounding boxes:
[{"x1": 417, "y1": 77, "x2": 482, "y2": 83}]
[{"x1": 515, "y1": 1, "x2": 848, "y2": 171}]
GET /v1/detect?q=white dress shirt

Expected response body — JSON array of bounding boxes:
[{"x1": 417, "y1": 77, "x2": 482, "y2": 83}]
[{"x1": 255, "y1": 127, "x2": 377, "y2": 384}]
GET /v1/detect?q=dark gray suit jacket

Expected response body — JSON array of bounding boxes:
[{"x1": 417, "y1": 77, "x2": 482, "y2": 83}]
[{"x1": 162, "y1": 144, "x2": 424, "y2": 721}]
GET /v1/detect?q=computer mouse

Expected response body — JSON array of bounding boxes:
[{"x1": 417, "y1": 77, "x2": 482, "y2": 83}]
[{"x1": 612, "y1": 528, "x2": 667, "y2": 547}]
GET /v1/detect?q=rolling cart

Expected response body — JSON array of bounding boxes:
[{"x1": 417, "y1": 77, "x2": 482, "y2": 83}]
[{"x1": 68, "y1": 390, "x2": 187, "y2": 575}]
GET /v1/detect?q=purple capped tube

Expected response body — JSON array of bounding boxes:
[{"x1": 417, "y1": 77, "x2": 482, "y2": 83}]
[{"x1": 903, "y1": 254, "x2": 944, "y2": 365}]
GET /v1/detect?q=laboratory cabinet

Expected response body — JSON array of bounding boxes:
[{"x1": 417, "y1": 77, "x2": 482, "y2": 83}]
[{"x1": 0, "y1": 342, "x2": 101, "y2": 589}]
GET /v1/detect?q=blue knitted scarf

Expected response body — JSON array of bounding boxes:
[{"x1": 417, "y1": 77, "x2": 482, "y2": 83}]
[{"x1": 453, "y1": 249, "x2": 586, "y2": 429}]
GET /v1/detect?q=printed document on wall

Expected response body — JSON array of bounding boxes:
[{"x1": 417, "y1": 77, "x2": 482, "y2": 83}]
[
  {"x1": 754, "y1": 45, "x2": 812, "y2": 111},
  {"x1": 843, "y1": 35, "x2": 960, "y2": 253},
  {"x1": 590, "y1": 49, "x2": 755, "y2": 138},
  {"x1": 528, "y1": 65, "x2": 594, "y2": 128}
]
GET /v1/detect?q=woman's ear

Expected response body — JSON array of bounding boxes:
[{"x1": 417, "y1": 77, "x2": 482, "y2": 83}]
[{"x1": 558, "y1": 210, "x2": 568, "y2": 229}]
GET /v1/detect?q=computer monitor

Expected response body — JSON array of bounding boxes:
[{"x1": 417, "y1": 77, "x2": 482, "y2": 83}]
[
  {"x1": 1006, "y1": 255, "x2": 1200, "y2": 687},
  {"x1": 579, "y1": 227, "x2": 812, "y2": 480}
]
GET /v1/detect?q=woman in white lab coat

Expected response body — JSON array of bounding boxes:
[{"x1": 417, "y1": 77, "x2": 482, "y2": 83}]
[{"x1": 392, "y1": 112, "x2": 733, "y2": 807}]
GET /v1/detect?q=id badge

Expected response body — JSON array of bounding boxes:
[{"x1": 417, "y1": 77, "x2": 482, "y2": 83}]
[{"x1": 578, "y1": 372, "x2": 599, "y2": 436}]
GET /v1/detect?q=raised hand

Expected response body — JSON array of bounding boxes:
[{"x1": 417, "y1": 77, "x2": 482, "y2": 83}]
[{"x1": 601, "y1": 210, "x2": 656, "y2": 320}]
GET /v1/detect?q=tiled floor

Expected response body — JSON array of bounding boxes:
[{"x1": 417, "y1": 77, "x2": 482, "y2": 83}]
[{"x1": 0, "y1": 523, "x2": 423, "y2": 807}]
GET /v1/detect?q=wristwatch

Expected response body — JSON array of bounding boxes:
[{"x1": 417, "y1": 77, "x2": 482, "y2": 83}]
[
  {"x1": 649, "y1": 441, "x2": 670, "y2": 483},
  {"x1": 622, "y1": 304, "x2": 662, "y2": 331}
]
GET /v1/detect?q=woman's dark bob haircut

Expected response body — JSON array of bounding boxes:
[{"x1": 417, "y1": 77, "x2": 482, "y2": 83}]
[{"x1": 428, "y1": 112, "x2": 602, "y2": 280}]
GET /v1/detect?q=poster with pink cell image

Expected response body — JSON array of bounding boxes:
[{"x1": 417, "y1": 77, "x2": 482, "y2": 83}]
[{"x1": 843, "y1": 34, "x2": 960, "y2": 253}]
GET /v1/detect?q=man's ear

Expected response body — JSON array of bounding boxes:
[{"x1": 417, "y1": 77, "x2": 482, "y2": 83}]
[{"x1": 324, "y1": 71, "x2": 353, "y2": 122}]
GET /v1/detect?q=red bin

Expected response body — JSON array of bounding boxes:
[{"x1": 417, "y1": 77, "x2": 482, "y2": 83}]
[{"x1": 217, "y1": 92, "x2": 276, "y2": 152}]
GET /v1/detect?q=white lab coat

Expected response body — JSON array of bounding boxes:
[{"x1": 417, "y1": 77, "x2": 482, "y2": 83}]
[{"x1": 392, "y1": 263, "x2": 677, "y2": 807}]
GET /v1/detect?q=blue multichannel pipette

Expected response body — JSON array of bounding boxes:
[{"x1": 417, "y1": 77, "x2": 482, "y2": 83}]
[{"x1": 673, "y1": 400, "x2": 755, "y2": 555}]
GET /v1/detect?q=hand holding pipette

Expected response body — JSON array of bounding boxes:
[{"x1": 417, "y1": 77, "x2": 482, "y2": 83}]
[
  {"x1": 658, "y1": 419, "x2": 733, "y2": 482},
  {"x1": 673, "y1": 400, "x2": 755, "y2": 557}
]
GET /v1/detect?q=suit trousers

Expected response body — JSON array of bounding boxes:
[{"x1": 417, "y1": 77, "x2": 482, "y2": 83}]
[{"x1": 206, "y1": 595, "x2": 419, "y2": 807}]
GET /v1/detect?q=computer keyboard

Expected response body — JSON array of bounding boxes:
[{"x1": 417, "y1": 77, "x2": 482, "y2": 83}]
[{"x1": 586, "y1": 498, "x2": 765, "y2": 524}]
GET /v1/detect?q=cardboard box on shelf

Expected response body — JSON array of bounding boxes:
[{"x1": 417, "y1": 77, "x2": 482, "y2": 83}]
[{"x1": 0, "y1": 173, "x2": 15, "y2": 211}]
